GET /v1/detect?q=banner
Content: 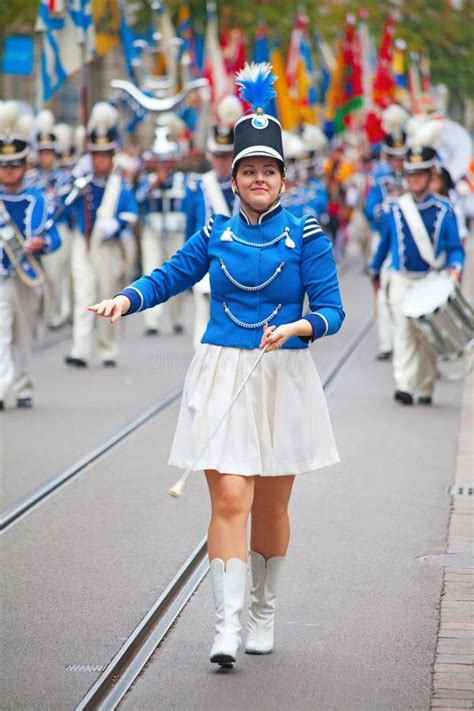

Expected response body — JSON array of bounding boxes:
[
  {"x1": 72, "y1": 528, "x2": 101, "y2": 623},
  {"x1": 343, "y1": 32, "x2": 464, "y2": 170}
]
[
  {"x1": 2, "y1": 36, "x2": 34, "y2": 76},
  {"x1": 36, "y1": 0, "x2": 96, "y2": 103}
]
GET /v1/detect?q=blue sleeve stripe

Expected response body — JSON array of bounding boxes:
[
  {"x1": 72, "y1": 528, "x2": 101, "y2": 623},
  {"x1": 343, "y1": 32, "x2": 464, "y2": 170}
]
[
  {"x1": 303, "y1": 227, "x2": 323, "y2": 238},
  {"x1": 311, "y1": 311, "x2": 329, "y2": 336},
  {"x1": 202, "y1": 216, "x2": 214, "y2": 237}
]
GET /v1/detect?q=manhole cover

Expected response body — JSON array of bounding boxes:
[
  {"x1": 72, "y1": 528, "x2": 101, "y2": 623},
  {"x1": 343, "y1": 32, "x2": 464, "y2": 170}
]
[{"x1": 417, "y1": 554, "x2": 474, "y2": 568}]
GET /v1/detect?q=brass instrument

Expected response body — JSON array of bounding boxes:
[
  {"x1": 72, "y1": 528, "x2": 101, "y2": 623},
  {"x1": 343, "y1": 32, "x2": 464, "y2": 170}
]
[{"x1": 0, "y1": 200, "x2": 45, "y2": 287}]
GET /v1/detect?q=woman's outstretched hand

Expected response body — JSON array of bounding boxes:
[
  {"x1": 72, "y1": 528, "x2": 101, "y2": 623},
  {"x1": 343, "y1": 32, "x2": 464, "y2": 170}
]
[{"x1": 88, "y1": 295, "x2": 131, "y2": 323}]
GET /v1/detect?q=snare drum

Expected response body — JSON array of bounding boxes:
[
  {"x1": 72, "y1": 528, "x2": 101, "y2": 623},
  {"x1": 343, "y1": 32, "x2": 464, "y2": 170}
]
[{"x1": 402, "y1": 271, "x2": 474, "y2": 359}]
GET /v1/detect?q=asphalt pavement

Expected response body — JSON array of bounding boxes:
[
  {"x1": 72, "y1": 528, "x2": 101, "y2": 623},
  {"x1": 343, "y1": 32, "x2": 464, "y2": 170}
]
[{"x1": 0, "y1": 254, "x2": 470, "y2": 711}]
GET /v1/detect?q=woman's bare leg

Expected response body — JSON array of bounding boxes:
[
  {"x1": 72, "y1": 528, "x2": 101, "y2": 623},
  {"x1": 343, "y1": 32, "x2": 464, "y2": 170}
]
[
  {"x1": 205, "y1": 470, "x2": 255, "y2": 562},
  {"x1": 250, "y1": 475, "x2": 295, "y2": 559}
]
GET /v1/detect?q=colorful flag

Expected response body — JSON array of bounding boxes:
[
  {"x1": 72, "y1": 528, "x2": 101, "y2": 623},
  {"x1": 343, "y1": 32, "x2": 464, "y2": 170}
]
[
  {"x1": 334, "y1": 14, "x2": 364, "y2": 133},
  {"x1": 221, "y1": 27, "x2": 246, "y2": 76},
  {"x1": 286, "y1": 11, "x2": 318, "y2": 125},
  {"x1": 358, "y1": 10, "x2": 373, "y2": 110},
  {"x1": 177, "y1": 4, "x2": 200, "y2": 76},
  {"x1": 36, "y1": 0, "x2": 95, "y2": 103},
  {"x1": 91, "y1": 0, "x2": 119, "y2": 57},
  {"x1": 372, "y1": 17, "x2": 395, "y2": 108},
  {"x1": 118, "y1": 0, "x2": 137, "y2": 80},
  {"x1": 392, "y1": 38, "x2": 410, "y2": 106},
  {"x1": 323, "y1": 36, "x2": 345, "y2": 138},
  {"x1": 252, "y1": 23, "x2": 278, "y2": 119},
  {"x1": 203, "y1": 2, "x2": 233, "y2": 110},
  {"x1": 313, "y1": 32, "x2": 334, "y2": 106},
  {"x1": 270, "y1": 44, "x2": 298, "y2": 131}
]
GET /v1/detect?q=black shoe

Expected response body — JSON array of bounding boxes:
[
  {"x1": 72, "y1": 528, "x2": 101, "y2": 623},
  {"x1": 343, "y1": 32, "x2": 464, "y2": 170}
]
[
  {"x1": 376, "y1": 351, "x2": 392, "y2": 361},
  {"x1": 0, "y1": 401, "x2": 4, "y2": 411},
  {"x1": 394, "y1": 390, "x2": 414, "y2": 405},
  {"x1": 418, "y1": 396, "x2": 432, "y2": 405},
  {"x1": 145, "y1": 328, "x2": 159, "y2": 336},
  {"x1": 103, "y1": 360, "x2": 117, "y2": 367},
  {"x1": 17, "y1": 397, "x2": 33, "y2": 409},
  {"x1": 65, "y1": 355, "x2": 88, "y2": 368},
  {"x1": 173, "y1": 324, "x2": 184, "y2": 335}
]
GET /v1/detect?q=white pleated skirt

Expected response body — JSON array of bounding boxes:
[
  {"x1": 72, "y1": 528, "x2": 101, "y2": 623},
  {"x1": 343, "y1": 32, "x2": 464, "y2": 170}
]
[{"x1": 168, "y1": 344, "x2": 340, "y2": 477}]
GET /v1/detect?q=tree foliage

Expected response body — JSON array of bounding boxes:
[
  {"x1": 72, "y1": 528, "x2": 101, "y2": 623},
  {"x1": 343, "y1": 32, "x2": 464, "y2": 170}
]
[{"x1": 1, "y1": 0, "x2": 472, "y2": 99}]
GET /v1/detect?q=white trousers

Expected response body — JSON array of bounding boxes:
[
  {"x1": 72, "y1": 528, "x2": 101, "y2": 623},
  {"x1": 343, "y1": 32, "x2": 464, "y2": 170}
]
[
  {"x1": 377, "y1": 266, "x2": 393, "y2": 354},
  {"x1": 370, "y1": 231, "x2": 392, "y2": 354},
  {"x1": 0, "y1": 276, "x2": 38, "y2": 401},
  {"x1": 42, "y1": 221, "x2": 72, "y2": 328},
  {"x1": 141, "y1": 222, "x2": 184, "y2": 330},
  {"x1": 387, "y1": 271, "x2": 438, "y2": 397},
  {"x1": 70, "y1": 235, "x2": 125, "y2": 362}
]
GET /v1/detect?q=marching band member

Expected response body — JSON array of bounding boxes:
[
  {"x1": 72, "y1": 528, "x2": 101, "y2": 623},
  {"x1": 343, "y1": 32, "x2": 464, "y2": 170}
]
[
  {"x1": 0, "y1": 102, "x2": 61, "y2": 410},
  {"x1": 370, "y1": 145, "x2": 464, "y2": 406},
  {"x1": 365, "y1": 104, "x2": 408, "y2": 361},
  {"x1": 136, "y1": 113, "x2": 188, "y2": 336},
  {"x1": 184, "y1": 95, "x2": 242, "y2": 349},
  {"x1": 300, "y1": 123, "x2": 329, "y2": 221},
  {"x1": 27, "y1": 110, "x2": 72, "y2": 330},
  {"x1": 89, "y1": 63, "x2": 344, "y2": 668},
  {"x1": 64, "y1": 102, "x2": 138, "y2": 369}
]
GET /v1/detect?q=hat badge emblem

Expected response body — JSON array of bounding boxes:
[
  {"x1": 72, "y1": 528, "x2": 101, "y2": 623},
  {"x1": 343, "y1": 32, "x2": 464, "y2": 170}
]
[{"x1": 251, "y1": 114, "x2": 269, "y2": 130}]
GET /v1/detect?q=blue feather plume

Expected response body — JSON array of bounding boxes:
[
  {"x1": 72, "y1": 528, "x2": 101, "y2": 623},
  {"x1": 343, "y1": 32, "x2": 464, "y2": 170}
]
[{"x1": 235, "y1": 62, "x2": 277, "y2": 113}]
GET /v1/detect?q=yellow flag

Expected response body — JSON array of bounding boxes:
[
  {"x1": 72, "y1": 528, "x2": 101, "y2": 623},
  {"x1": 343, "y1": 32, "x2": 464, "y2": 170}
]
[
  {"x1": 296, "y1": 59, "x2": 317, "y2": 125},
  {"x1": 270, "y1": 47, "x2": 298, "y2": 131},
  {"x1": 92, "y1": 0, "x2": 119, "y2": 57}
]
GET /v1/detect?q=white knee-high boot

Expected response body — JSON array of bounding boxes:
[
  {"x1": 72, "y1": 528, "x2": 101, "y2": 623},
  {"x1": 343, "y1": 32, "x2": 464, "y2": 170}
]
[
  {"x1": 209, "y1": 558, "x2": 248, "y2": 666},
  {"x1": 245, "y1": 551, "x2": 285, "y2": 655}
]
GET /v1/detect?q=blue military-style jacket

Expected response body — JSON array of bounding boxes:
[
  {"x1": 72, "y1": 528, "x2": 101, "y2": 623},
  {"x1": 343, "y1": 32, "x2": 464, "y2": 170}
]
[
  {"x1": 364, "y1": 164, "x2": 404, "y2": 231},
  {"x1": 0, "y1": 184, "x2": 61, "y2": 277},
  {"x1": 370, "y1": 193, "x2": 464, "y2": 275},
  {"x1": 184, "y1": 173, "x2": 235, "y2": 241},
  {"x1": 121, "y1": 203, "x2": 345, "y2": 350},
  {"x1": 67, "y1": 176, "x2": 138, "y2": 238},
  {"x1": 282, "y1": 180, "x2": 329, "y2": 221}
]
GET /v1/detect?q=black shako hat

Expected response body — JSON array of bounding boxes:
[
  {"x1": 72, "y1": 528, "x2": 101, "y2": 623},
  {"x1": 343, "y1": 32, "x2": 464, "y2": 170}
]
[
  {"x1": 35, "y1": 110, "x2": 57, "y2": 152},
  {"x1": 404, "y1": 146, "x2": 438, "y2": 172},
  {"x1": 232, "y1": 62, "x2": 284, "y2": 170},
  {"x1": 383, "y1": 131, "x2": 408, "y2": 157},
  {"x1": 87, "y1": 102, "x2": 119, "y2": 153}
]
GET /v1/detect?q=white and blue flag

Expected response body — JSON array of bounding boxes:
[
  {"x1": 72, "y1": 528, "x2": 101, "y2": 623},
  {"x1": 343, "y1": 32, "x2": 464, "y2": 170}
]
[{"x1": 36, "y1": 0, "x2": 96, "y2": 103}]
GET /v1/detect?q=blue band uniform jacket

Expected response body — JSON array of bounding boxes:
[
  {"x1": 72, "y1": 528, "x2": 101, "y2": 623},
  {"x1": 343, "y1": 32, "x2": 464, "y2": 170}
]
[
  {"x1": 121, "y1": 203, "x2": 345, "y2": 349},
  {"x1": 0, "y1": 185, "x2": 61, "y2": 277},
  {"x1": 370, "y1": 193, "x2": 465, "y2": 275}
]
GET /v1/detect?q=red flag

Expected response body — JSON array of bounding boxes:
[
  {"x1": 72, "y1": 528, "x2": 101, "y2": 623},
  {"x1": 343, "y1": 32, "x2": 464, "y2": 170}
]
[
  {"x1": 334, "y1": 14, "x2": 364, "y2": 133},
  {"x1": 373, "y1": 18, "x2": 396, "y2": 108}
]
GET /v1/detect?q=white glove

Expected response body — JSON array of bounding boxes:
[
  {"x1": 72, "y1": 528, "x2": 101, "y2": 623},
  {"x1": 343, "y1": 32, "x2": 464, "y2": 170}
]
[{"x1": 97, "y1": 217, "x2": 120, "y2": 240}]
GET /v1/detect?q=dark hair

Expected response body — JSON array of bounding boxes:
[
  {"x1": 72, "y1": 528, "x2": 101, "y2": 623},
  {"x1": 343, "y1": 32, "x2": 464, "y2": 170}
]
[{"x1": 434, "y1": 166, "x2": 455, "y2": 195}]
